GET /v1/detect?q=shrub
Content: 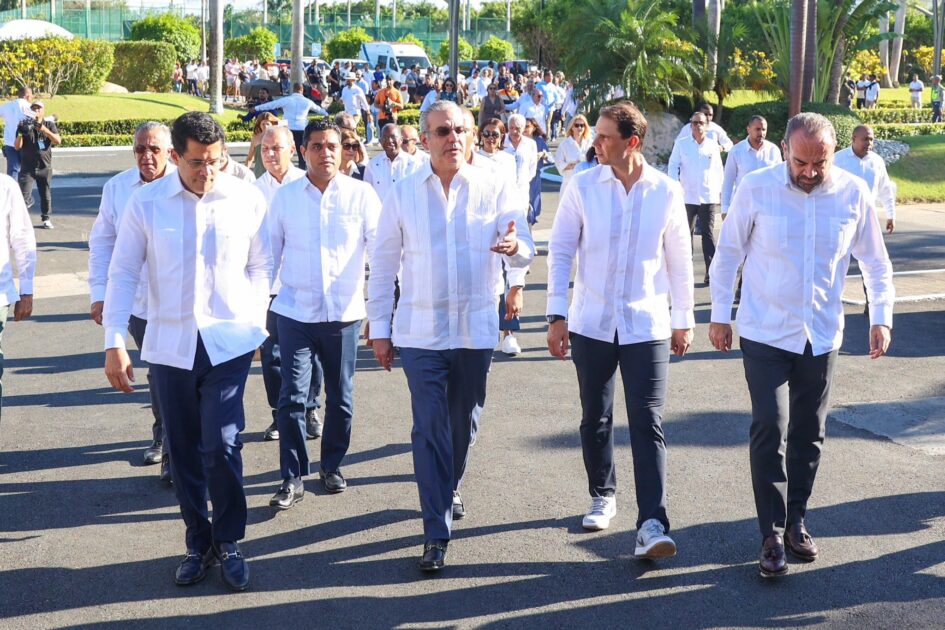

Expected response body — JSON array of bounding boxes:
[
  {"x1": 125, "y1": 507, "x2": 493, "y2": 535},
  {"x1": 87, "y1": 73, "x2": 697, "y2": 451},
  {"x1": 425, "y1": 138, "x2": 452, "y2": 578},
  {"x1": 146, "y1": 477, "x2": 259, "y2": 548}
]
[
  {"x1": 0, "y1": 37, "x2": 90, "y2": 97},
  {"x1": 60, "y1": 39, "x2": 115, "y2": 95},
  {"x1": 324, "y1": 27, "x2": 372, "y2": 61},
  {"x1": 871, "y1": 123, "x2": 945, "y2": 139},
  {"x1": 225, "y1": 27, "x2": 279, "y2": 63},
  {"x1": 129, "y1": 13, "x2": 200, "y2": 63},
  {"x1": 109, "y1": 41, "x2": 178, "y2": 92},
  {"x1": 437, "y1": 37, "x2": 474, "y2": 66},
  {"x1": 476, "y1": 36, "x2": 514, "y2": 63},
  {"x1": 723, "y1": 101, "x2": 861, "y2": 148},
  {"x1": 848, "y1": 50, "x2": 887, "y2": 81},
  {"x1": 858, "y1": 108, "x2": 936, "y2": 124},
  {"x1": 58, "y1": 129, "x2": 252, "y2": 148}
]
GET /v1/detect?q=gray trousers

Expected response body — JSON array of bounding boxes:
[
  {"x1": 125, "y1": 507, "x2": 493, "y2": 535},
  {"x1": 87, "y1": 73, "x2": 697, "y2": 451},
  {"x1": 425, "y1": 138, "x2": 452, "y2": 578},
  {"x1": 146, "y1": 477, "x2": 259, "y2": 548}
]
[
  {"x1": 741, "y1": 337, "x2": 837, "y2": 538},
  {"x1": 570, "y1": 333, "x2": 671, "y2": 531},
  {"x1": 127, "y1": 315, "x2": 164, "y2": 443}
]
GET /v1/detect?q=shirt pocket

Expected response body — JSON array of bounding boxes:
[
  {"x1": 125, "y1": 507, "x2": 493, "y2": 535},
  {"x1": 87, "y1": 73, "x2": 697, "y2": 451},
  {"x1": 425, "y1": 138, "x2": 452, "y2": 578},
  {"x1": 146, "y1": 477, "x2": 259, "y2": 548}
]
[
  {"x1": 753, "y1": 214, "x2": 788, "y2": 252},
  {"x1": 828, "y1": 215, "x2": 857, "y2": 257}
]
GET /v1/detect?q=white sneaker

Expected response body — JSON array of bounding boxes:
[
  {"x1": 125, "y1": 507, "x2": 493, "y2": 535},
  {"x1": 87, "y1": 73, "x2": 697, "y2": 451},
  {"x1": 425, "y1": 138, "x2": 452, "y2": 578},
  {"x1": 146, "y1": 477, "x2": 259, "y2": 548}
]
[
  {"x1": 582, "y1": 496, "x2": 616, "y2": 530},
  {"x1": 42, "y1": 219, "x2": 54, "y2": 229},
  {"x1": 499, "y1": 334, "x2": 521, "y2": 356},
  {"x1": 634, "y1": 518, "x2": 677, "y2": 559}
]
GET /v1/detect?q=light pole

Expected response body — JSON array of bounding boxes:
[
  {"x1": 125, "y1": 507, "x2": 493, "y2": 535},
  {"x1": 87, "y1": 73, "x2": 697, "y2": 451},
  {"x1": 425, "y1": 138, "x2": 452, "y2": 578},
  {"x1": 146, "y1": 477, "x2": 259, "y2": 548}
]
[
  {"x1": 291, "y1": 0, "x2": 304, "y2": 83},
  {"x1": 209, "y1": 0, "x2": 224, "y2": 114},
  {"x1": 448, "y1": 0, "x2": 460, "y2": 80}
]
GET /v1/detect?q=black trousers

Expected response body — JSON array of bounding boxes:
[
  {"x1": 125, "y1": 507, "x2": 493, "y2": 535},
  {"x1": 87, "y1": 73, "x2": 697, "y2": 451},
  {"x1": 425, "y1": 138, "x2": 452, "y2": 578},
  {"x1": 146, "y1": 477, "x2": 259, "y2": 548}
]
[
  {"x1": 686, "y1": 203, "x2": 719, "y2": 273},
  {"x1": 127, "y1": 315, "x2": 164, "y2": 443},
  {"x1": 292, "y1": 129, "x2": 305, "y2": 170},
  {"x1": 570, "y1": 333, "x2": 671, "y2": 531},
  {"x1": 19, "y1": 166, "x2": 52, "y2": 220},
  {"x1": 741, "y1": 337, "x2": 837, "y2": 538}
]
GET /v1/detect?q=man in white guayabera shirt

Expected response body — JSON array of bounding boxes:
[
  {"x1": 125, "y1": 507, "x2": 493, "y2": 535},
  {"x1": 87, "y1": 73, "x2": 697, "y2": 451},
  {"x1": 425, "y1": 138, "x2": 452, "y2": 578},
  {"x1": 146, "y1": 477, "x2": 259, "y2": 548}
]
[
  {"x1": 546, "y1": 101, "x2": 694, "y2": 561},
  {"x1": 708, "y1": 113, "x2": 894, "y2": 580},
  {"x1": 721, "y1": 115, "x2": 782, "y2": 218},
  {"x1": 367, "y1": 100, "x2": 534, "y2": 572},
  {"x1": 833, "y1": 124, "x2": 896, "y2": 233},
  {"x1": 103, "y1": 112, "x2": 271, "y2": 592},
  {"x1": 266, "y1": 120, "x2": 380, "y2": 509},
  {"x1": 88, "y1": 122, "x2": 177, "y2": 482}
]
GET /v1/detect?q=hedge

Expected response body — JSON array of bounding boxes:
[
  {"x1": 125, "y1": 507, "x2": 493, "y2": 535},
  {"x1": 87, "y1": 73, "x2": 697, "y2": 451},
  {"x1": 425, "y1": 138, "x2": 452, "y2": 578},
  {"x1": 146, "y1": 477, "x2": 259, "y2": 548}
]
[
  {"x1": 858, "y1": 107, "x2": 940, "y2": 124},
  {"x1": 871, "y1": 123, "x2": 945, "y2": 139},
  {"x1": 109, "y1": 41, "x2": 177, "y2": 92},
  {"x1": 59, "y1": 129, "x2": 252, "y2": 148},
  {"x1": 60, "y1": 40, "x2": 115, "y2": 95},
  {"x1": 0, "y1": 36, "x2": 113, "y2": 97},
  {"x1": 723, "y1": 101, "x2": 860, "y2": 148}
]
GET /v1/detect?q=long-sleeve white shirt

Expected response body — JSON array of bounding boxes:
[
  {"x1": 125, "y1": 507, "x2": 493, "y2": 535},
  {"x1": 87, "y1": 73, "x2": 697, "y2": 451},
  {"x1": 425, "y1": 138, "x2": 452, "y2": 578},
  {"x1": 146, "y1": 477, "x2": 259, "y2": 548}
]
[
  {"x1": 554, "y1": 135, "x2": 592, "y2": 193},
  {"x1": 0, "y1": 173, "x2": 36, "y2": 306},
  {"x1": 88, "y1": 165, "x2": 178, "y2": 318},
  {"x1": 341, "y1": 85, "x2": 370, "y2": 116},
  {"x1": 363, "y1": 151, "x2": 423, "y2": 202},
  {"x1": 1, "y1": 99, "x2": 33, "y2": 147},
  {"x1": 721, "y1": 139, "x2": 782, "y2": 214},
  {"x1": 504, "y1": 136, "x2": 538, "y2": 206},
  {"x1": 103, "y1": 172, "x2": 272, "y2": 370},
  {"x1": 833, "y1": 147, "x2": 896, "y2": 221},
  {"x1": 709, "y1": 163, "x2": 894, "y2": 356},
  {"x1": 472, "y1": 150, "x2": 527, "y2": 290},
  {"x1": 667, "y1": 135, "x2": 724, "y2": 205},
  {"x1": 255, "y1": 93, "x2": 329, "y2": 131},
  {"x1": 547, "y1": 162, "x2": 694, "y2": 344},
  {"x1": 255, "y1": 166, "x2": 306, "y2": 296},
  {"x1": 419, "y1": 89, "x2": 439, "y2": 113},
  {"x1": 269, "y1": 174, "x2": 380, "y2": 324},
  {"x1": 367, "y1": 161, "x2": 534, "y2": 350},
  {"x1": 676, "y1": 121, "x2": 733, "y2": 151}
]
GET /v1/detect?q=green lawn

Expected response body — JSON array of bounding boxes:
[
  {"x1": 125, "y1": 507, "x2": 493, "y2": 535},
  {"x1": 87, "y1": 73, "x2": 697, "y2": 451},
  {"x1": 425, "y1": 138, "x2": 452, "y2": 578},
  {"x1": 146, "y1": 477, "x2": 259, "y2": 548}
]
[
  {"x1": 43, "y1": 93, "x2": 243, "y2": 124},
  {"x1": 887, "y1": 135, "x2": 945, "y2": 203},
  {"x1": 706, "y1": 87, "x2": 915, "y2": 109}
]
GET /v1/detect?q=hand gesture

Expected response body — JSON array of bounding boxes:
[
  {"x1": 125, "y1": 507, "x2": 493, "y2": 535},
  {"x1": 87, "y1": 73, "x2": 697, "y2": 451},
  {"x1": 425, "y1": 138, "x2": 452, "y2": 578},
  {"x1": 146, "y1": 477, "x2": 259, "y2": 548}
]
[{"x1": 490, "y1": 220, "x2": 520, "y2": 256}]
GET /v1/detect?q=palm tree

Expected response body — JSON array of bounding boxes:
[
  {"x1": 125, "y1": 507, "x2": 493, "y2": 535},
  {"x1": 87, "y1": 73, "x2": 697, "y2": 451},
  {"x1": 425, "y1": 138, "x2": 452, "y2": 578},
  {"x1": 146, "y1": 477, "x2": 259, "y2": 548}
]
[
  {"x1": 789, "y1": 0, "x2": 807, "y2": 116},
  {"x1": 209, "y1": 0, "x2": 223, "y2": 115},
  {"x1": 291, "y1": 0, "x2": 304, "y2": 84},
  {"x1": 802, "y1": 0, "x2": 816, "y2": 102},
  {"x1": 706, "y1": 0, "x2": 723, "y2": 78},
  {"x1": 558, "y1": 0, "x2": 697, "y2": 112}
]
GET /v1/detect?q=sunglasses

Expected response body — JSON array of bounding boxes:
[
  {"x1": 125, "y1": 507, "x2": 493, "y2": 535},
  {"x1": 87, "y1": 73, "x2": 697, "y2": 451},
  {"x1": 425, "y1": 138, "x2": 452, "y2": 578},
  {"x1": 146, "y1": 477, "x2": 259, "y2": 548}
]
[
  {"x1": 342, "y1": 143, "x2": 360, "y2": 151},
  {"x1": 401, "y1": 138, "x2": 417, "y2": 145},
  {"x1": 573, "y1": 123, "x2": 586, "y2": 128},
  {"x1": 480, "y1": 131, "x2": 501, "y2": 139},
  {"x1": 432, "y1": 126, "x2": 467, "y2": 137}
]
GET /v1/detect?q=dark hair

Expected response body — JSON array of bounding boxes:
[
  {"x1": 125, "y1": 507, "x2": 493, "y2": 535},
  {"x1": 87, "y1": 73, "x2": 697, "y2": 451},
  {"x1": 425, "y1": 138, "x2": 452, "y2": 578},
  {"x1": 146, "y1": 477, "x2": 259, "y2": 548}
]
[
  {"x1": 171, "y1": 111, "x2": 225, "y2": 156},
  {"x1": 598, "y1": 101, "x2": 648, "y2": 144},
  {"x1": 302, "y1": 118, "x2": 341, "y2": 146},
  {"x1": 524, "y1": 117, "x2": 546, "y2": 139},
  {"x1": 748, "y1": 115, "x2": 767, "y2": 126},
  {"x1": 585, "y1": 146, "x2": 597, "y2": 162}
]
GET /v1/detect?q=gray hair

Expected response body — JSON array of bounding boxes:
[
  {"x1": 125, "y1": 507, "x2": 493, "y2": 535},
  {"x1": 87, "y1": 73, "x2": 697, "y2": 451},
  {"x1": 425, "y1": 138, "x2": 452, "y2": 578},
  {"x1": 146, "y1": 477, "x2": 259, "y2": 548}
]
[
  {"x1": 784, "y1": 112, "x2": 836, "y2": 146},
  {"x1": 507, "y1": 113, "x2": 526, "y2": 130},
  {"x1": 419, "y1": 100, "x2": 462, "y2": 134},
  {"x1": 262, "y1": 125, "x2": 293, "y2": 144},
  {"x1": 134, "y1": 121, "x2": 171, "y2": 146}
]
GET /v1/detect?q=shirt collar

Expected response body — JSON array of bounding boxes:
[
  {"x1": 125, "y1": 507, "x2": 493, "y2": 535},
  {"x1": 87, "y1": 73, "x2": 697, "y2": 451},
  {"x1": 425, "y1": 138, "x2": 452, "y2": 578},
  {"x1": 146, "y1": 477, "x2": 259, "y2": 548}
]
[
  {"x1": 418, "y1": 159, "x2": 472, "y2": 185},
  {"x1": 597, "y1": 158, "x2": 659, "y2": 189}
]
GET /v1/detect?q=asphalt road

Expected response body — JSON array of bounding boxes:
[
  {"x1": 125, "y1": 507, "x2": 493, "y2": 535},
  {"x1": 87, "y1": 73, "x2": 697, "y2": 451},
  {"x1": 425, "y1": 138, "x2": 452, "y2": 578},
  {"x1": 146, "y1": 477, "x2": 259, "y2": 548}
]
[{"x1": 0, "y1": 147, "x2": 943, "y2": 628}]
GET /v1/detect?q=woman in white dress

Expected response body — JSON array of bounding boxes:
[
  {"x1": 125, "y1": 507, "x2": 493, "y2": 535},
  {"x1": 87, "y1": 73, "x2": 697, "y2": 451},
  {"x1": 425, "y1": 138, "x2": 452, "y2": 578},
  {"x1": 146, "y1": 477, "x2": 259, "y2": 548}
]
[{"x1": 554, "y1": 114, "x2": 593, "y2": 193}]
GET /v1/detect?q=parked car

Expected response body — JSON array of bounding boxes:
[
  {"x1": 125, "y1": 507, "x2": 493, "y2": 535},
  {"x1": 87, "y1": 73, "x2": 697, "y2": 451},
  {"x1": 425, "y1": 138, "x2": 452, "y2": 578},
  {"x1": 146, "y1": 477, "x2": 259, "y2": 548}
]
[{"x1": 359, "y1": 42, "x2": 433, "y2": 83}]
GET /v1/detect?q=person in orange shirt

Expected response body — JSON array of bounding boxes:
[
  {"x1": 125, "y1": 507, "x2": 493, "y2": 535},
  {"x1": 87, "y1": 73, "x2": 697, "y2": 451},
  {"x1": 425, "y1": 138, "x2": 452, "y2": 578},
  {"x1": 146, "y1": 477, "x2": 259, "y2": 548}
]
[{"x1": 374, "y1": 77, "x2": 405, "y2": 129}]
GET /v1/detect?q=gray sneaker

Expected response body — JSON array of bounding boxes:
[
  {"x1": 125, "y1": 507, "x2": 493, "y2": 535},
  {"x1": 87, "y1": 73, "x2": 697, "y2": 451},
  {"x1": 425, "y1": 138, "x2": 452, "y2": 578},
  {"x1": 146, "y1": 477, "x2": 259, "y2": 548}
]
[{"x1": 634, "y1": 518, "x2": 677, "y2": 559}]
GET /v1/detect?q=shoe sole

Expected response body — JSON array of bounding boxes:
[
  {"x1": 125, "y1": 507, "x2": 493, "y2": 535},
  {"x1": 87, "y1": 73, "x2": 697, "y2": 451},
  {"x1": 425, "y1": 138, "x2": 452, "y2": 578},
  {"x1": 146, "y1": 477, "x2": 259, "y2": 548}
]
[
  {"x1": 143, "y1": 456, "x2": 162, "y2": 465},
  {"x1": 323, "y1": 485, "x2": 346, "y2": 494},
  {"x1": 582, "y1": 520, "x2": 611, "y2": 531},
  {"x1": 269, "y1": 495, "x2": 304, "y2": 510},
  {"x1": 263, "y1": 434, "x2": 279, "y2": 441},
  {"x1": 785, "y1": 544, "x2": 818, "y2": 563},
  {"x1": 452, "y1": 510, "x2": 465, "y2": 520},
  {"x1": 418, "y1": 562, "x2": 444, "y2": 572},
  {"x1": 759, "y1": 565, "x2": 789, "y2": 578},
  {"x1": 634, "y1": 541, "x2": 677, "y2": 559}
]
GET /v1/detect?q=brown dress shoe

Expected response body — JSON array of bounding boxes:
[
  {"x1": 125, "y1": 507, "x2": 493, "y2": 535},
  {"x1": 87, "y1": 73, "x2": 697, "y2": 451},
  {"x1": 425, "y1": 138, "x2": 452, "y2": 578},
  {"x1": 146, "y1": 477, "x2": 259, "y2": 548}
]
[
  {"x1": 760, "y1": 534, "x2": 788, "y2": 578},
  {"x1": 785, "y1": 522, "x2": 819, "y2": 562}
]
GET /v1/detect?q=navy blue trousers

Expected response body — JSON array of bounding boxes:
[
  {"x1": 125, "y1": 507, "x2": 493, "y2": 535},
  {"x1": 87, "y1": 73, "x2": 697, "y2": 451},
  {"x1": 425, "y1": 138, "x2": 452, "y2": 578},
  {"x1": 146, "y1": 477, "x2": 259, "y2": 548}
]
[
  {"x1": 276, "y1": 316, "x2": 360, "y2": 480},
  {"x1": 570, "y1": 333, "x2": 671, "y2": 532},
  {"x1": 150, "y1": 337, "x2": 252, "y2": 552},
  {"x1": 400, "y1": 347, "x2": 492, "y2": 542},
  {"x1": 126, "y1": 315, "x2": 164, "y2": 443},
  {"x1": 261, "y1": 300, "x2": 322, "y2": 413}
]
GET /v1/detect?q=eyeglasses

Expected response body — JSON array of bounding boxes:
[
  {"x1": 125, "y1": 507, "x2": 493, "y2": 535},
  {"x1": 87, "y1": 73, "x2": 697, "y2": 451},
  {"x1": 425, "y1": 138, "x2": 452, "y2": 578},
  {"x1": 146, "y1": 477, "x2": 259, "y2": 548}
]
[
  {"x1": 573, "y1": 123, "x2": 586, "y2": 128},
  {"x1": 480, "y1": 131, "x2": 500, "y2": 139},
  {"x1": 432, "y1": 126, "x2": 467, "y2": 137},
  {"x1": 342, "y1": 142, "x2": 360, "y2": 151},
  {"x1": 134, "y1": 145, "x2": 164, "y2": 155},
  {"x1": 184, "y1": 157, "x2": 223, "y2": 169},
  {"x1": 400, "y1": 138, "x2": 417, "y2": 146}
]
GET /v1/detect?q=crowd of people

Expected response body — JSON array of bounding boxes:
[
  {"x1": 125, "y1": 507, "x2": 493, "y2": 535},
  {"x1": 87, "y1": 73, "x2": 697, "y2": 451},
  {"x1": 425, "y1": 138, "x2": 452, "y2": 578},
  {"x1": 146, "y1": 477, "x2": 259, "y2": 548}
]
[{"x1": 0, "y1": 63, "x2": 906, "y2": 591}]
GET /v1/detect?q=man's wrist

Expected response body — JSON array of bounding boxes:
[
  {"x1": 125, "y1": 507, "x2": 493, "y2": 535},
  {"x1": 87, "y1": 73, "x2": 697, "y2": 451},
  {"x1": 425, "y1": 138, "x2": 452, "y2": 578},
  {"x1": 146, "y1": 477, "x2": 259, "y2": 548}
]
[{"x1": 546, "y1": 314, "x2": 566, "y2": 324}]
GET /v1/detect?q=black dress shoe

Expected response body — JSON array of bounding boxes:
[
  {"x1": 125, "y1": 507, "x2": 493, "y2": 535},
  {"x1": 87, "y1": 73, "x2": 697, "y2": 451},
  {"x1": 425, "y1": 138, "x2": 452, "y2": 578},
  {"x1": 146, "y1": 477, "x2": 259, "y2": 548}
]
[
  {"x1": 264, "y1": 419, "x2": 279, "y2": 441},
  {"x1": 143, "y1": 440, "x2": 163, "y2": 465},
  {"x1": 759, "y1": 534, "x2": 788, "y2": 578},
  {"x1": 452, "y1": 491, "x2": 466, "y2": 520},
  {"x1": 320, "y1": 469, "x2": 346, "y2": 493},
  {"x1": 174, "y1": 548, "x2": 216, "y2": 586},
  {"x1": 785, "y1": 522, "x2": 819, "y2": 562},
  {"x1": 217, "y1": 542, "x2": 250, "y2": 592},
  {"x1": 160, "y1": 453, "x2": 173, "y2": 486},
  {"x1": 418, "y1": 539, "x2": 448, "y2": 572},
  {"x1": 269, "y1": 478, "x2": 304, "y2": 510},
  {"x1": 306, "y1": 408, "x2": 323, "y2": 439}
]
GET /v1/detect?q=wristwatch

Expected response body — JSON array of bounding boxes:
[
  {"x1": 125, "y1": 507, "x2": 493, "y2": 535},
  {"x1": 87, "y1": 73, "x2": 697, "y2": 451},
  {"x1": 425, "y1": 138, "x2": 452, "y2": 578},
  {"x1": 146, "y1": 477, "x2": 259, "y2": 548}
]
[{"x1": 546, "y1": 314, "x2": 566, "y2": 324}]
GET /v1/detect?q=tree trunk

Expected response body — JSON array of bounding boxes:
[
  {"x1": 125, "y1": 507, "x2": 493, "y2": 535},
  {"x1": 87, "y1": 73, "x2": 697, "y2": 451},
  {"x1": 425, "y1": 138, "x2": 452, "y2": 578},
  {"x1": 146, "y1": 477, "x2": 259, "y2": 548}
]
[
  {"x1": 291, "y1": 0, "x2": 304, "y2": 84},
  {"x1": 790, "y1": 0, "x2": 807, "y2": 116},
  {"x1": 707, "y1": 0, "x2": 723, "y2": 81},
  {"x1": 208, "y1": 0, "x2": 223, "y2": 115},
  {"x1": 888, "y1": 0, "x2": 906, "y2": 86},
  {"x1": 826, "y1": 37, "x2": 845, "y2": 104},
  {"x1": 693, "y1": 0, "x2": 706, "y2": 28},
  {"x1": 879, "y1": 13, "x2": 893, "y2": 87},
  {"x1": 934, "y1": 0, "x2": 944, "y2": 76},
  {"x1": 802, "y1": 0, "x2": 816, "y2": 102}
]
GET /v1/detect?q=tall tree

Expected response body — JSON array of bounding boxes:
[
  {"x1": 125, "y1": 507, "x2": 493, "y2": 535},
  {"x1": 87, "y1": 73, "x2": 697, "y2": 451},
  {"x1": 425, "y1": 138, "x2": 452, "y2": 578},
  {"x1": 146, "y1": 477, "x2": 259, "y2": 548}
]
[
  {"x1": 706, "y1": 0, "x2": 723, "y2": 79},
  {"x1": 291, "y1": 0, "x2": 304, "y2": 83},
  {"x1": 209, "y1": 0, "x2": 223, "y2": 114},
  {"x1": 789, "y1": 0, "x2": 807, "y2": 116},
  {"x1": 802, "y1": 0, "x2": 817, "y2": 101},
  {"x1": 888, "y1": 0, "x2": 906, "y2": 85}
]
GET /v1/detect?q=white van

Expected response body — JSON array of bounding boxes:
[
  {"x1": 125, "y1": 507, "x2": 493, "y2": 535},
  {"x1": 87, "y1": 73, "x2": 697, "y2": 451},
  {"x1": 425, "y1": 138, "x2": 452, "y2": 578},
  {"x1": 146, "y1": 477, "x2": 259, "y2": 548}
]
[{"x1": 359, "y1": 42, "x2": 433, "y2": 83}]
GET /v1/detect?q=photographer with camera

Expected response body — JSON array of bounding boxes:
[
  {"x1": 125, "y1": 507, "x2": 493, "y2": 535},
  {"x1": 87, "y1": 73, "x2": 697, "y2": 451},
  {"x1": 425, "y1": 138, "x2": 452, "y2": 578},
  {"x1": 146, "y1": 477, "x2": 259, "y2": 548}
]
[
  {"x1": 374, "y1": 77, "x2": 404, "y2": 128},
  {"x1": 15, "y1": 101, "x2": 60, "y2": 229}
]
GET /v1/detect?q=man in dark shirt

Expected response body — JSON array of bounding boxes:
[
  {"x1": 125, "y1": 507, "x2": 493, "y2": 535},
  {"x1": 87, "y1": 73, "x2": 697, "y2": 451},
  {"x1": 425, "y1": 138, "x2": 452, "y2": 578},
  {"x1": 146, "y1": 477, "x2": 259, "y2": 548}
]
[{"x1": 15, "y1": 101, "x2": 60, "y2": 229}]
